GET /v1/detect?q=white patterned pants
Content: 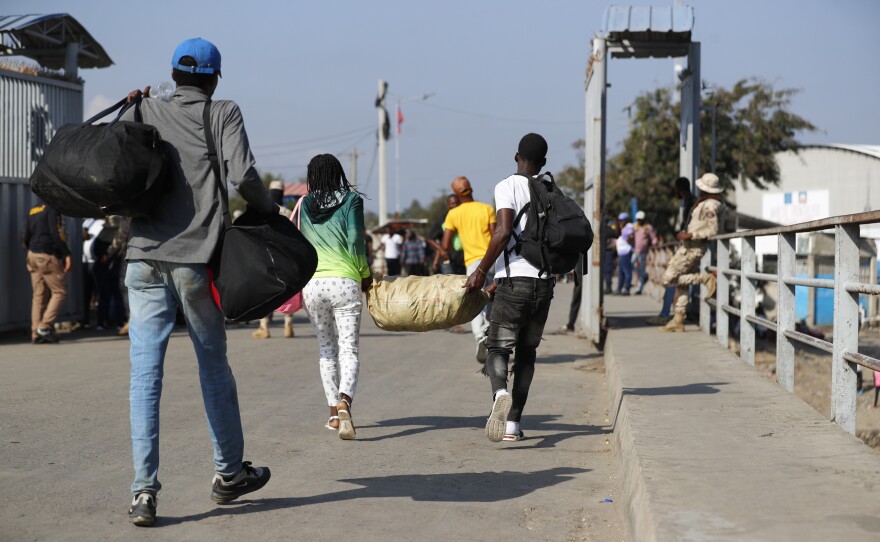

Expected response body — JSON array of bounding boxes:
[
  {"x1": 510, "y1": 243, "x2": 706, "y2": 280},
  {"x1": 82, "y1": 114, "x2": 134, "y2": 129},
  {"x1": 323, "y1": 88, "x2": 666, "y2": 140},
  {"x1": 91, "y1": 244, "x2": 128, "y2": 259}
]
[{"x1": 303, "y1": 277, "x2": 363, "y2": 406}]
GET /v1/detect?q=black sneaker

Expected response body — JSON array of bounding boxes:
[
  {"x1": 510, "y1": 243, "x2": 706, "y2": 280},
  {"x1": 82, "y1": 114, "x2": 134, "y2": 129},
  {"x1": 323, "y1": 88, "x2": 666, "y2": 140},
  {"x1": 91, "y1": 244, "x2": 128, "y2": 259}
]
[
  {"x1": 210, "y1": 461, "x2": 271, "y2": 504},
  {"x1": 128, "y1": 492, "x2": 157, "y2": 527},
  {"x1": 34, "y1": 327, "x2": 59, "y2": 344}
]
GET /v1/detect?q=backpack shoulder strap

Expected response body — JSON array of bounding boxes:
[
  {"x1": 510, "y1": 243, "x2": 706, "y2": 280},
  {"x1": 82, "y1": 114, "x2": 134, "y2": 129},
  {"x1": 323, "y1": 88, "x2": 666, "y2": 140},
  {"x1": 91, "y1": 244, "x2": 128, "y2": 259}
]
[{"x1": 204, "y1": 101, "x2": 231, "y2": 226}]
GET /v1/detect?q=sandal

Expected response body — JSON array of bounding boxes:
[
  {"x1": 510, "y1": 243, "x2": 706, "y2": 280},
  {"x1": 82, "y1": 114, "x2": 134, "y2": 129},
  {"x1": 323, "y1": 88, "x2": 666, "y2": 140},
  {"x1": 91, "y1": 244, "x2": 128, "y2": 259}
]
[
  {"x1": 336, "y1": 398, "x2": 356, "y2": 440},
  {"x1": 325, "y1": 416, "x2": 339, "y2": 430}
]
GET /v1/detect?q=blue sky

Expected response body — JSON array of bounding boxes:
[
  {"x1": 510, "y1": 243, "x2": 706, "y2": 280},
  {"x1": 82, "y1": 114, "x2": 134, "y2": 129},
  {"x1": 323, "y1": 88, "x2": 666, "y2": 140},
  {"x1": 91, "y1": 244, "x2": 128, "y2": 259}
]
[{"x1": 8, "y1": 0, "x2": 880, "y2": 213}]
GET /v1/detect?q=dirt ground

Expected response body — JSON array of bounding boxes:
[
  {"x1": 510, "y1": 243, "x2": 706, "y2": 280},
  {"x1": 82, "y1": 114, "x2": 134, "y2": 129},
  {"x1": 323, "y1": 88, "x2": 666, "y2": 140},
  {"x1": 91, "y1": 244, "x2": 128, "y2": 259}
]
[{"x1": 737, "y1": 330, "x2": 880, "y2": 451}]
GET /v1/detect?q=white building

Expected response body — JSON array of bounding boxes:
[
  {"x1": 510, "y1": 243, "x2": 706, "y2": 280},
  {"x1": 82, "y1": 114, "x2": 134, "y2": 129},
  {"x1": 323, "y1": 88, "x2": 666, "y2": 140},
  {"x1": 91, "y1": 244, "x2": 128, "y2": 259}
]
[
  {"x1": 735, "y1": 144, "x2": 880, "y2": 238},
  {"x1": 732, "y1": 144, "x2": 880, "y2": 325}
]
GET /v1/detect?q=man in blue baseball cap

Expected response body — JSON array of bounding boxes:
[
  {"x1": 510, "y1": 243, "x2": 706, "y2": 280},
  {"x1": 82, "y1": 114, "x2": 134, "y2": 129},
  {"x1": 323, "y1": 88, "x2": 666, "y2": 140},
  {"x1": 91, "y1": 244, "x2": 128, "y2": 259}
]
[{"x1": 121, "y1": 37, "x2": 278, "y2": 526}]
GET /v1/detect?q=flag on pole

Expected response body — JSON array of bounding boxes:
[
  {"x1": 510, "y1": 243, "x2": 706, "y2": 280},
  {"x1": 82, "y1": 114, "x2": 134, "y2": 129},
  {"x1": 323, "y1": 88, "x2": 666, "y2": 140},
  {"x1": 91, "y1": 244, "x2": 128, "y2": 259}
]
[{"x1": 396, "y1": 105, "x2": 404, "y2": 134}]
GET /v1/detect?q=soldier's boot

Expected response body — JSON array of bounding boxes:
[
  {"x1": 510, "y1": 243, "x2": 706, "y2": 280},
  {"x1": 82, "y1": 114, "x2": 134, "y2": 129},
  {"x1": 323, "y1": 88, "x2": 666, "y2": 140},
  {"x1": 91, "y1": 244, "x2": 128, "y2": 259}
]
[
  {"x1": 704, "y1": 274, "x2": 717, "y2": 299},
  {"x1": 659, "y1": 313, "x2": 686, "y2": 333},
  {"x1": 252, "y1": 325, "x2": 270, "y2": 339}
]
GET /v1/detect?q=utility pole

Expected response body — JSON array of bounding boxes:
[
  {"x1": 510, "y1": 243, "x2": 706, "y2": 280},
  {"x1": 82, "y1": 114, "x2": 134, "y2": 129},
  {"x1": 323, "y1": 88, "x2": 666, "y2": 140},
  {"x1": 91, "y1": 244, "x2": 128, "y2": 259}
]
[
  {"x1": 347, "y1": 148, "x2": 358, "y2": 188},
  {"x1": 376, "y1": 80, "x2": 389, "y2": 225}
]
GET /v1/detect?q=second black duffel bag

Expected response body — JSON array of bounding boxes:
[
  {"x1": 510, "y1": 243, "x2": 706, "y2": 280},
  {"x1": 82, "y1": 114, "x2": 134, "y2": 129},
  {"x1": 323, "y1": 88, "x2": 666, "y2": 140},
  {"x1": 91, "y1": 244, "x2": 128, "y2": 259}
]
[{"x1": 210, "y1": 208, "x2": 318, "y2": 323}]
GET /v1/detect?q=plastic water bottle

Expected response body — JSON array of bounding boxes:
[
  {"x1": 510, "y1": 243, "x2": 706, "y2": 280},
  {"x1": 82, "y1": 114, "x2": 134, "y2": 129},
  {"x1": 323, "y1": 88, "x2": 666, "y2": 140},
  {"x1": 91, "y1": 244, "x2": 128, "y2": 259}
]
[{"x1": 150, "y1": 81, "x2": 174, "y2": 101}]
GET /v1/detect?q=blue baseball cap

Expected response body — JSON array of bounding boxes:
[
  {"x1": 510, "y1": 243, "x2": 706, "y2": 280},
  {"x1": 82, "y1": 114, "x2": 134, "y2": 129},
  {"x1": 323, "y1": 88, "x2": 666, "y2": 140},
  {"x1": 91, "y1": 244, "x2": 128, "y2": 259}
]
[
  {"x1": 618, "y1": 212, "x2": 630, "y2": 220},
  {"x1": 171, "y1": 38, "x2": 221, "y2": 76}
]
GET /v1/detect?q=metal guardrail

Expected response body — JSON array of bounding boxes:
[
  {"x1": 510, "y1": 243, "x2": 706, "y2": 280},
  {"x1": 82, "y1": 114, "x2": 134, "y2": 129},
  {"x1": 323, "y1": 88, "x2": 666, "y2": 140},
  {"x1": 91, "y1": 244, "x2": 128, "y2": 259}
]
[{"x1": 705, "y1": 210, "x2": 880, "y2": 435}]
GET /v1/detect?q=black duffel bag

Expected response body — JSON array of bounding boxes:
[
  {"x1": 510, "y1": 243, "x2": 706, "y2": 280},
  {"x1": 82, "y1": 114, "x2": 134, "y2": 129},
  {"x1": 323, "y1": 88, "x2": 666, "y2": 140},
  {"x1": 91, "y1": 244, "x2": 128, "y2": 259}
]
[
  {"x1": 29, "y1": 96, "x2": 169, "y2": 218},
  {"x1": 210, "y1": 207, "x2": 318, "y2": 322},
  {"x1": 201, "y1": 100, "x2": 317, "y2": 322}
]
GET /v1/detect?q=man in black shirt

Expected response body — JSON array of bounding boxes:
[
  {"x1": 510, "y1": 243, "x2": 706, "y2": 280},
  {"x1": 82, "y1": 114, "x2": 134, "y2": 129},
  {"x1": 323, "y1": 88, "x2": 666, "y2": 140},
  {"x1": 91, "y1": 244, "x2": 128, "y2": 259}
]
[{"x1": 22, "y1": 203, "x2": 72, "y2": 343}]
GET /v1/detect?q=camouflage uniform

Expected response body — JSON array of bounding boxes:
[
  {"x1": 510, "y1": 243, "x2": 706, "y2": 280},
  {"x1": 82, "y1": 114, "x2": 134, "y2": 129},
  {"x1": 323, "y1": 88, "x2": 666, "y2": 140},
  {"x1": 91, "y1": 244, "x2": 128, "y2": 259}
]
[{"x1": 662, "y1": 197, "x2": 722, "y2": 316}]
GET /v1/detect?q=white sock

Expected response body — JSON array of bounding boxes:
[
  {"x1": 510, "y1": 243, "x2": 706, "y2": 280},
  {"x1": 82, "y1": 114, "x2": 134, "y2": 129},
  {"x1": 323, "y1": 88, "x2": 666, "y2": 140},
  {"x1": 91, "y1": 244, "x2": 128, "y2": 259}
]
[
  {"x1": 505, "y1": 421, "x2": 520, "y2": 435},
  {"x1": 493, "y1": 389, "x2": 510, "y2": 401}
]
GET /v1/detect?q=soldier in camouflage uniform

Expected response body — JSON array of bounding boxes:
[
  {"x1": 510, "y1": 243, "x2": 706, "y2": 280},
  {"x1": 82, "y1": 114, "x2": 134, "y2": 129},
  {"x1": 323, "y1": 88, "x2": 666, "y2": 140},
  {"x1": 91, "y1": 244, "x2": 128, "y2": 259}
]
[{"x1": 660, "y1": 173, "x2": 724, "y2": 332}]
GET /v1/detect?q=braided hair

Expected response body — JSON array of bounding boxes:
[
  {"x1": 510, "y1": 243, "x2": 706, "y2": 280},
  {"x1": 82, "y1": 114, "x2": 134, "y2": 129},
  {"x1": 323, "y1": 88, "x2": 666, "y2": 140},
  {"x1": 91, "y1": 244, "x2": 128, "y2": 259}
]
[{"x1": 306, "y1": 154, "x2": 355, "y2": 210}]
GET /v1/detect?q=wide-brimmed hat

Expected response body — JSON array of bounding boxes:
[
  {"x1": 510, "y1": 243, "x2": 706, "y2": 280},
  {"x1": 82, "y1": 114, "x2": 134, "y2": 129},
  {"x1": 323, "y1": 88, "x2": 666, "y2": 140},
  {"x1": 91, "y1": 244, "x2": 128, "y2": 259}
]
[{"x1": 696, "y1": 173, "x2": 722, "y2": 194}]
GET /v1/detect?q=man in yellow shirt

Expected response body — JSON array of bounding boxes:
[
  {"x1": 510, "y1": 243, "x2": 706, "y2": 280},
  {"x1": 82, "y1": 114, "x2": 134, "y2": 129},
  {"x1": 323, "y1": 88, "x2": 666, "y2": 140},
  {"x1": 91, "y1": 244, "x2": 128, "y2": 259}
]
[{"x1": 441, "y1": 176, "x2": 496, "y2": 362}]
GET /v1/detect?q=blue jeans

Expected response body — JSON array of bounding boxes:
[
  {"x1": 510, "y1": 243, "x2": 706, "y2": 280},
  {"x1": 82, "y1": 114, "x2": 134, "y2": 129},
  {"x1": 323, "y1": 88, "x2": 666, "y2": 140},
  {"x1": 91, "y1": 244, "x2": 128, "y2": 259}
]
[
  {"x1": 486, "y1": 277, "x2": 555, "y2": 422},
  {"x1": 616, "y1": 252, "x2": 633, "y2": 293},
  {"x1": 125, "y1": 259, "x2": 244, "y2": 495},
  {"x1": 603, "y1": 249, "x2": 615, "y2": 291},
  {"x1": 633, "y1": 252, "x2": 648, "y2": 293},
  {"x1": 660, "y1": 286, "x2": 675, "y2": 317}
]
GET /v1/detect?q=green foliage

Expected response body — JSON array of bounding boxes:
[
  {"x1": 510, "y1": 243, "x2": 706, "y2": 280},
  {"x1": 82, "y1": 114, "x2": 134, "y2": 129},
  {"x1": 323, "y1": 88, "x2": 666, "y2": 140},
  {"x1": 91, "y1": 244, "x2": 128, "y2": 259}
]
[
  {"x1": 554, "y1": 139, "x2": 586, "y2": 206},
  {"x1": 561, "y1": 78, "x2": 816, "y2": 237}
]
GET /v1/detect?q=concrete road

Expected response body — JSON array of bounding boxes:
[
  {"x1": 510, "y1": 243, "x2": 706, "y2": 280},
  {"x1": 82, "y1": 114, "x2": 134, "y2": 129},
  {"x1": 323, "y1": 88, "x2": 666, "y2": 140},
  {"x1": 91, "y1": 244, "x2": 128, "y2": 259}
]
[{"x1": 0, "y1": 282, "x2": 622, "y2": 541}]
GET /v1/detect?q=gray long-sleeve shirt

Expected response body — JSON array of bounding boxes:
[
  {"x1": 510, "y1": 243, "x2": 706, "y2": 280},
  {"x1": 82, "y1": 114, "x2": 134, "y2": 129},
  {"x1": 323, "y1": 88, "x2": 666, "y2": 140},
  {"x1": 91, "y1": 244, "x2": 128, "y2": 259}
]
[{"x1": 121, "y1": 86, "x2": 274, "y2": 263}]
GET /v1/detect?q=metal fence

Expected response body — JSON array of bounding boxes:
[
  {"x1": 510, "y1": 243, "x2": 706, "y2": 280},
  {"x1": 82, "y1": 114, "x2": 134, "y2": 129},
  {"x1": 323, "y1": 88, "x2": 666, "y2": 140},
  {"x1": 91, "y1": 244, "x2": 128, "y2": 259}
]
[{"x1": 704, "y1": 210, "x2": 880, "y2": 435}]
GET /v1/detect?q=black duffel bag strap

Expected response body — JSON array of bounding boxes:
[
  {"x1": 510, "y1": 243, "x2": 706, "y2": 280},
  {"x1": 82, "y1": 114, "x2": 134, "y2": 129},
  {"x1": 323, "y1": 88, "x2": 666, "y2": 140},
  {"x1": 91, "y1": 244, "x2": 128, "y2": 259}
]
[
  {"x1": 203, "y1": 100, "x2": 231, "y2": 227},
  {"x1": 83, "y1": 95, "x2": 145, "y2": 126}
]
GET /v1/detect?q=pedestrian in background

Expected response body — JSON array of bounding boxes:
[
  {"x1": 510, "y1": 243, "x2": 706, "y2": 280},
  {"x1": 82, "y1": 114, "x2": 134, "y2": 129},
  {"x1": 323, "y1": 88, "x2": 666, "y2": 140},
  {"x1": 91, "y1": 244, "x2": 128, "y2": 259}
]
[
  {"x1": 647, "y1": 177, "x2": 695, "y2": 325},
  {"x1": 441, "y1": 176, "x2": 496, "y2": 362},
  {"x1": 22, "y1": 202, "x2": 72, "y2": 344},
  {"x1": 253, "y1": 180, "x2": 295, "y2": 339},
  {"x1": 603, "y1": 217, "x2": 619, "y2": 294},
  {"x1": 121, "y1": 38, "x2": 275, "y2": 526},
  {"x1": 632, "y1": 210, "x2": 658, "y2": 295},
  {"x1": 298, "y1": 154, "x2": 372, "y2": 440},
  {"x1": 380, "y1": 229, "x2": 403, "y2": 276},
  {"x1": 401, "y1": 230, "x2": 427, "y2": 276},
  {"x1": 615, "y1": 212, "x2": 634, "y2": 295}
]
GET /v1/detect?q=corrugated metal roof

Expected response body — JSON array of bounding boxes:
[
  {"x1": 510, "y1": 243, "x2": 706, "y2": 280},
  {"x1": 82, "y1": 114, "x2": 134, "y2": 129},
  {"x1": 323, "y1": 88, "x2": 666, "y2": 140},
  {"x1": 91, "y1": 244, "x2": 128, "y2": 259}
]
[
  {"x1": 822, "y1": 144, "x2": 880, "y2": 161},
  {"x1": 603, "y1": 5, "x2": 694, "y2": 42},
  {"x1": 0, "y1": 13, "x2": 112, "y2": 69}
]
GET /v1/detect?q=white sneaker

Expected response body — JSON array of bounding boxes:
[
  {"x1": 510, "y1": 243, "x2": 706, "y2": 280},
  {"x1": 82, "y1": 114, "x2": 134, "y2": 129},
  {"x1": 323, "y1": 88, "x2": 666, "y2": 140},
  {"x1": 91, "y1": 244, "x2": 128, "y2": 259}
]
[{"x1": 485, "y1": 390, "x2": 512, "y2": 442}]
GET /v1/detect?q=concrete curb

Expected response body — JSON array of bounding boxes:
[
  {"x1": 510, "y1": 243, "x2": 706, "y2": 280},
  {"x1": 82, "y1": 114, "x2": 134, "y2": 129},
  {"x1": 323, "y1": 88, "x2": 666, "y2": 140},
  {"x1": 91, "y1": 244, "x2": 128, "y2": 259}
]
[
  {"x1": 602, "y1": 308, "x2": 880, "y2": 541},
  {"x1": 605, "y1": 331, "x2": 658, "y2": 542}
]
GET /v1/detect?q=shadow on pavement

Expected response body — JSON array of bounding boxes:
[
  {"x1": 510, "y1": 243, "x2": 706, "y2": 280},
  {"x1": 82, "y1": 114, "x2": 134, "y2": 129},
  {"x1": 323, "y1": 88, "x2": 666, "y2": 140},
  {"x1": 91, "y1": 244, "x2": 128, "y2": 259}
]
[
  {"x1": 623, "y1": 382, "x2": 728, "y2": 396},
  {"x1": 356, "y1": 414, "x2": 610, "y2": 448},
  {"x1": 159, "y1": 467, "x2": 589, "y2": 526}
]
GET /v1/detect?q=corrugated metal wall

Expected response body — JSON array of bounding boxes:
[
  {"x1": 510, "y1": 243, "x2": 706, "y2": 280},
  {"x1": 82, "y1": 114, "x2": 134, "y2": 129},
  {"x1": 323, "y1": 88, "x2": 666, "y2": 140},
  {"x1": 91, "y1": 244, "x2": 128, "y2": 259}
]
[{"x1": 1, "y1": 69, "x2": 84, "y2": 333}]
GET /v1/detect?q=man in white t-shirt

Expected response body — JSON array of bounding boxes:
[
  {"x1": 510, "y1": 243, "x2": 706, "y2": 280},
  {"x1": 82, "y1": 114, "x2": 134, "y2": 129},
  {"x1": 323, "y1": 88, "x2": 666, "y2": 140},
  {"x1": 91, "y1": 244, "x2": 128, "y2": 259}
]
[
  {"x1": 464, "y1": 133, "x2": 554, "y2": 443},
  {"x1": 380, "y1": 231, "x2": 403, "y2": 276}
]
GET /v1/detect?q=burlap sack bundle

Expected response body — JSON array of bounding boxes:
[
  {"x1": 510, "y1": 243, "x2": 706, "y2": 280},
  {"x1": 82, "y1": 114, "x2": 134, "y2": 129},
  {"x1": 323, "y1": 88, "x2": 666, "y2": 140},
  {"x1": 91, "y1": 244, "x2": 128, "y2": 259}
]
[{"x1": 366, "y1": 273, "x2": 490, "y2": 332}]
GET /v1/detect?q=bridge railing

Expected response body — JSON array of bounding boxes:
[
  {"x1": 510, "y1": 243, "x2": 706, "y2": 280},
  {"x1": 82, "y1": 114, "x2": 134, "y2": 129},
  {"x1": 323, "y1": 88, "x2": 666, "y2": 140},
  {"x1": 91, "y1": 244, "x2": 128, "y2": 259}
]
[{"x1": 704, "y1": 210, "x2": 880, "y2": 435}]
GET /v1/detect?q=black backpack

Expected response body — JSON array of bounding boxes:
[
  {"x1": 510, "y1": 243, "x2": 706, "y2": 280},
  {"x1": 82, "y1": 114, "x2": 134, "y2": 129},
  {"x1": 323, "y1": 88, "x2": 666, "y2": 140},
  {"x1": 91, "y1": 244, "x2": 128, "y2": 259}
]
[
  {"x1": 504, "y1": 172, "x2": 594, "y2": 278},
  {"x1": 29, "y1": 96, "x2": 170, "y2": 218}
]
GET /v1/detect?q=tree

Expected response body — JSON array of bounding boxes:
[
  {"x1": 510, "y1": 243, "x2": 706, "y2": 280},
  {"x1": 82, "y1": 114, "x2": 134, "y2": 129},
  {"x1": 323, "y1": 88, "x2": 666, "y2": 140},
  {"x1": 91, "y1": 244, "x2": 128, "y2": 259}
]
[
  {"x1": 554, "y1": 139, "x2": 586, "y2": 206},
  {"x1": 554, "y1": 79, "x2": 816, "y2": 237},
  {"x1": 604, "y1": 78, "x2": 816, "y2": 236}
]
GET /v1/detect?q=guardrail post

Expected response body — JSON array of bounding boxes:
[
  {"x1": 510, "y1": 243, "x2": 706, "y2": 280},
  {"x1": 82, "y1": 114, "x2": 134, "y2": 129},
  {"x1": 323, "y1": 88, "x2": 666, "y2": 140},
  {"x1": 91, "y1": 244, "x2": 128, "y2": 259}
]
[
  {"x1": 716, "y1": 239, "x2": 730, "y2": 348},
  {"x1": 776, "y1": 233, "x2": 796, "y2": 392},
  {"x1": 740, "y1": 237, "x2": 757, "y2": 366},
  {"x1": 832, "y1": 224, "x2": 859, "y2": 435},
  {"x1": 700, "y1": 242, "x2": 713, "y2": 334}
]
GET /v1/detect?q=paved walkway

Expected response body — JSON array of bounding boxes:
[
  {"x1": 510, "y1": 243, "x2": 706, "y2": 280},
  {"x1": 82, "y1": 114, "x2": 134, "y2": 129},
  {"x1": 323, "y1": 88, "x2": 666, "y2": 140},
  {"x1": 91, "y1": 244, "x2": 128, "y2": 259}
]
[
  {"x1": 0, "y1": 282, "x2": 623, "y2": 541},
  {"x1": 604, "y1": 294, "x2": 880, "y2": 541}
]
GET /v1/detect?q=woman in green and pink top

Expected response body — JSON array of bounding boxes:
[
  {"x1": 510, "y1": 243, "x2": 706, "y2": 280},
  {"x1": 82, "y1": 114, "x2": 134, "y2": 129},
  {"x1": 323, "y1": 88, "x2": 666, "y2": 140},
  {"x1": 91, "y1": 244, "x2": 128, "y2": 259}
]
[{"x1": 299, "y1": 154, "x2": 372, "y2": 440}]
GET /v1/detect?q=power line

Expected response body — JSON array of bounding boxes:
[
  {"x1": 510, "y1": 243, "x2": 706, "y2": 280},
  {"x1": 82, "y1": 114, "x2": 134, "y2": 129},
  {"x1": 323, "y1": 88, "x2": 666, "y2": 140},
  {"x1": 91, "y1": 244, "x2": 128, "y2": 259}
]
[
  {"x1": 361, "y1": 136, "x2": 379, "y2": 192},
  {"x1": 416, "y1": 102, "x2": 581, "y2": 125},
  {"x1": 252, "y1": 125, "x2": 374, "y2": 152}
]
